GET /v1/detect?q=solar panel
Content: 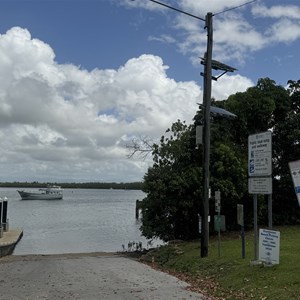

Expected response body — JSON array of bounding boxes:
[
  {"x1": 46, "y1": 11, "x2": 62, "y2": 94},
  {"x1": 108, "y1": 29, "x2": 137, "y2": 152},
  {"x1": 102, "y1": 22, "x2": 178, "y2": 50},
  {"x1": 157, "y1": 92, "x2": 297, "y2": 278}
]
[
  {"x1": 200, "y1": 57, "x2": 237, "y2": 72},
  {"x1": 197, "y1": 103, "x2": 237, "y2": 118}
]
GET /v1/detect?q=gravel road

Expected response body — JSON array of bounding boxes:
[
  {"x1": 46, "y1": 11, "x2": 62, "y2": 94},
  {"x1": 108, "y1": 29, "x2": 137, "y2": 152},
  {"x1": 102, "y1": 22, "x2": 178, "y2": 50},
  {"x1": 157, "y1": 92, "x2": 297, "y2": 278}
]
[{"x1": 0, "y1": 253, "x2": 206, "y2": 300}]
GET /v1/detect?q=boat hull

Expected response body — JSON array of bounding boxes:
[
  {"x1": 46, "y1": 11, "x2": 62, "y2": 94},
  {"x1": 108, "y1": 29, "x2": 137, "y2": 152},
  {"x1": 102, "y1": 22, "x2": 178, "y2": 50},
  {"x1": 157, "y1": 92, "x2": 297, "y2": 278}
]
[{"x1": 17, "y1": 190, "x2": 63, "y2": 200}]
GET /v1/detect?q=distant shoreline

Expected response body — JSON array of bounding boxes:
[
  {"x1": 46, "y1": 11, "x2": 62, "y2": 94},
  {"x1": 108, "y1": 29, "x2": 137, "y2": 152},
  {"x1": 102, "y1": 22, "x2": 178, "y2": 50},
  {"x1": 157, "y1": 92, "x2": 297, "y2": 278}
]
[{"x1": 0, "y1": 181, "x2": 144, "y2": 190}]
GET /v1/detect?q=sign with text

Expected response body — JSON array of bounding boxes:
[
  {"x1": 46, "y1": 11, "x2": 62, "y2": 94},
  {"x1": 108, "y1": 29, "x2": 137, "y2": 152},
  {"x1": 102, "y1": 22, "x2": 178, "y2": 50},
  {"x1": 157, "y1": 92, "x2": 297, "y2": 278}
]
[
  {"x1": 289, "y1": 160, "x2": 300, "y2": 206},
  {"x1": 248, "y1": 177, "x2": 272, "y2": 194},
  {"x1": 248, "y1": 131, "x2": 272, "y2": 177},
  {"x1": 259, "y1": 229, "x2": 280, "y2": 265}
]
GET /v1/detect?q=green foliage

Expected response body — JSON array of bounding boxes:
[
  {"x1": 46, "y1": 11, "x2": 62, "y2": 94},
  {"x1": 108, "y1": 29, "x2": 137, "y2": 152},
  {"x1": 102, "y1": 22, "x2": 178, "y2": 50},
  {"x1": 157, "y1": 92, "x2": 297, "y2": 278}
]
[
  {"x1": 141, "y1": 120, "x2": 201, "y2": 241},
  {"x1": 225, "y1": 78, "x2": 277, "y2": 148},
  {"x1": 271, "y1": 80, "x2": 300, "y2": 224},
  {"x1": 141, "y1": 78, "x2": 300, "y2": 241},
  {"x1": 210, "y1": 143, "x2": 247, "y2": 229}
]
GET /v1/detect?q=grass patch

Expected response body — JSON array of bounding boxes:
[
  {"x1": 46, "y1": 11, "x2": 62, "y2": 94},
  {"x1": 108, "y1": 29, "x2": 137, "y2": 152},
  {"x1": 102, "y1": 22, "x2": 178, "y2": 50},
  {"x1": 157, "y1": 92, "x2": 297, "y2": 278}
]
[{"x1": 141, "y1": 226, "x2": 300, "y2": 300}]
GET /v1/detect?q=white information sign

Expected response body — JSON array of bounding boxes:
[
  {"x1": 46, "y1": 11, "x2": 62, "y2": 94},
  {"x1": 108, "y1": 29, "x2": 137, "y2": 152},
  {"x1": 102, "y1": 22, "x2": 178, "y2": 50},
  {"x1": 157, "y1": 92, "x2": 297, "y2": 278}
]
[
  {"x1": 249, "y1": 177, "x2": 272, "y2": 194},
  {"x1": 289, "y1": 160, "x2": 300, "y2": 206},
  {"x1": 259, "y1": 229, "x2": 280, "y2": 265},
  {"x1": 248, "y1": 131, "x2": 272, "y2": 177}
]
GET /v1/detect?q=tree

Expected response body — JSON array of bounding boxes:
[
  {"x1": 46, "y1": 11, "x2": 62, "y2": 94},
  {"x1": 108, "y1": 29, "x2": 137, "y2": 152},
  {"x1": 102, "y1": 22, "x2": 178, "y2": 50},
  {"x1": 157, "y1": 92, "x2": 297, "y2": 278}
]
[
  {"x1": 224, "y1": 78, "x2": 277, "y2": 149},
  {"x1": 272, "y1": 80, "x2": 300, "y2": 223},
  {"x1": 141, "y1": 120, "x2": 202, "y2": 241},
  {"x1": 126, "y1": 135, "x2": 154, "y2": 160},
  {"x1": 138, "y1": 78, "x2": 300, "y2": 242},
  {"x1": 210, "y1": 143, "x2": 247, "y2": 227},
  {"x1": 141, "y1": 114, "x2": 248, "y2": 240},
  {"x1": 218, "y1": 78, "x2": 300, "y2": 225},
  {"x1": 194, "y1": 99, "x2": 250, "y2": 229}
]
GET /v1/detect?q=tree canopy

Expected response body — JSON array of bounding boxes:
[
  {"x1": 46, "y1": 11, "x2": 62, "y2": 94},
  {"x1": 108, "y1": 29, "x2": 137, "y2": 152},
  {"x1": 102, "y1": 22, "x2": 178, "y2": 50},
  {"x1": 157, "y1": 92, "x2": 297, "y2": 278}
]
[{"x1": 139, "y1": 78, "x2": 300, "y2": 242}]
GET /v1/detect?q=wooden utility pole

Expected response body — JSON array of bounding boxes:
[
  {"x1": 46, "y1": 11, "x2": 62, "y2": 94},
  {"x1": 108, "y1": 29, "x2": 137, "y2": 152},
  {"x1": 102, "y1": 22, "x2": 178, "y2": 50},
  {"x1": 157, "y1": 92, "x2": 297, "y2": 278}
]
[{"x1": 201, "y1": 12, "x2": 213, "y2": 258}]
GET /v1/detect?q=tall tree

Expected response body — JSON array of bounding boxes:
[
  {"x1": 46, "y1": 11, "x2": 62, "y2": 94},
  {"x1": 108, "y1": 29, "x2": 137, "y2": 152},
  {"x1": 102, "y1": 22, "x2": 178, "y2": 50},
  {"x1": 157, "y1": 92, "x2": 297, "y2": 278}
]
[
  {"x1": 272, "y1": 80, "x2": 300, "y2": 223},
  {"x1": 139, "y1": 78, "x2": 300, "y2": 241},
  {"x1": 141, "y1": 120, "x2": 201, "y2": 241}
]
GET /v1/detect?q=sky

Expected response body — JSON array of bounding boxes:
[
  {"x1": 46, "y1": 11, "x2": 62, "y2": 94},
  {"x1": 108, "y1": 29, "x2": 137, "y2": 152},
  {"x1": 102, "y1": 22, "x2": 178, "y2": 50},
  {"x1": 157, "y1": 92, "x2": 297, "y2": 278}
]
[{"x1": 0, "y1": 0, "x2": 299, "y2": 183}]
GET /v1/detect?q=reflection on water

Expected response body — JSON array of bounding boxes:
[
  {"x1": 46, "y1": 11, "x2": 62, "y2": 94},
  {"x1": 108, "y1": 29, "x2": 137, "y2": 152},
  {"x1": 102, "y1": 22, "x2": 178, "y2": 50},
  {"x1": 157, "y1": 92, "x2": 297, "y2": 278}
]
[{"x1": 0, "y1": 188, "x2": 160, "y2": 255}]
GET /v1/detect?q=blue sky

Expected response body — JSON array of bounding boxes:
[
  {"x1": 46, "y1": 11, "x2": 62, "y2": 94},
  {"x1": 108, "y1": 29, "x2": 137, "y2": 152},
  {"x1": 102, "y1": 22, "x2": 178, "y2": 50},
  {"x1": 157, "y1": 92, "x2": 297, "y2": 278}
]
[
  {"x1": 0, "y1": 0, "x2": 201, "y2": 82},
  {"x1": 0, "y1": 0, "x2": 299, "y2": 183},
  {"x1": 1, "y1": 0, "x2": 299, "y2": 84}
]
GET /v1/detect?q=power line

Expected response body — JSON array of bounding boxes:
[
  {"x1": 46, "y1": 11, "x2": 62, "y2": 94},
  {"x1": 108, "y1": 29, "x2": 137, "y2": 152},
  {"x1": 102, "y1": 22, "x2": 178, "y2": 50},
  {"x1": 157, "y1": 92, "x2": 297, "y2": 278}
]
[
  {"x1": 213, "y1": 0, "x2": 259, "y2": 16},
  {"x1": 147, "y1": 0, "x2": 205, "y2": 21}
]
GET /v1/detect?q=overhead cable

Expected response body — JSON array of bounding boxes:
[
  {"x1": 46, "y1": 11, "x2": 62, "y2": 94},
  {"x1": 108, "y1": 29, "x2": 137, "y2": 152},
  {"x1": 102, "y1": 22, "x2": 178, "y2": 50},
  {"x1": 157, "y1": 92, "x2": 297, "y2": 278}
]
[
  {"x1": 148, "y1": 0, "x2": 205, "y2": 21},
  {"x1": 213, "y1": 0, "x2": 259, "y2": 16}
]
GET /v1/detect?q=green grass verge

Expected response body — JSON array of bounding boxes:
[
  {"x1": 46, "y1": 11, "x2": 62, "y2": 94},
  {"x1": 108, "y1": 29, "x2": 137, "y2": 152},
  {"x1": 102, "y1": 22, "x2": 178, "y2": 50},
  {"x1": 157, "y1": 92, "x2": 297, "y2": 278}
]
[{"x1": 141, "y1": 226, "x2": 300, "y2": 300}]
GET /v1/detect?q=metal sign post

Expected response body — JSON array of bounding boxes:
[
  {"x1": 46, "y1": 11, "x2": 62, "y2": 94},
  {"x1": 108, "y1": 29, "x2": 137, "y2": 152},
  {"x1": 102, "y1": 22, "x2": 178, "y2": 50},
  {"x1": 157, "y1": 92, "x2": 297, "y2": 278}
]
[
  {"x1": 253, "y1": 194, "x2": 258, "y2": 261},
  {"x1": 237, "y1": 204, "x2": 245, "y2": 259},
  {"x1": 268, "y1": 194, "x2": 272, "y2": 229},
  {"x1": 215, "y1": 191, "x2": 221, "y2": 257}
]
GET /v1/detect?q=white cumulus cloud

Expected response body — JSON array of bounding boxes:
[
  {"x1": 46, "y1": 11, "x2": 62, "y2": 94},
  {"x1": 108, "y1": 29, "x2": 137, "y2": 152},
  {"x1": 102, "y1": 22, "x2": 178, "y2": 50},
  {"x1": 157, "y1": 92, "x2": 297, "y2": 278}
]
[{"x1": 0, "y1": 26, "x2": 252, "y2": 182}]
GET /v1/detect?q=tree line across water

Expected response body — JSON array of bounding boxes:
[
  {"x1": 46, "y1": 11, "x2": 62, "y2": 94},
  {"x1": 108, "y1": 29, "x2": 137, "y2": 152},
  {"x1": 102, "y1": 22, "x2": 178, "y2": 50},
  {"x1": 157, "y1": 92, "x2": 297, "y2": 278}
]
[{"x1": 0, "y1": 181, "x2": 144, "y2": 190}]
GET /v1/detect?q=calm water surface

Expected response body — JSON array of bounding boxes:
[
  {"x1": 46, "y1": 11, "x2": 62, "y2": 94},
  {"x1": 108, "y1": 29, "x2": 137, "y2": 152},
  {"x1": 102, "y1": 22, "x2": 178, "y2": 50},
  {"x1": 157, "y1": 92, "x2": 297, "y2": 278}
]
[{"x1": 0, "y1": 188, "x2": 157, "y2": 255}]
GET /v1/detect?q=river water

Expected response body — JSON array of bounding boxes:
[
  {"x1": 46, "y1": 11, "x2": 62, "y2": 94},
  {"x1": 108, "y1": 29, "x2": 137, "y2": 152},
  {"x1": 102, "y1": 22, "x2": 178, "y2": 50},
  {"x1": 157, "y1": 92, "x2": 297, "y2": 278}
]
[{"x1": 0, "y1": 187, "x2": 157, "y2": 255}]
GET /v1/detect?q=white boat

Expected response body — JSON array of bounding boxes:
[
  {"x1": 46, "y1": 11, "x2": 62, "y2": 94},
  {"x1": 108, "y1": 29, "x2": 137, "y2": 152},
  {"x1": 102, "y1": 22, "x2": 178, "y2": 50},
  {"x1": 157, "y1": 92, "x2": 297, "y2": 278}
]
[{"x1": 17, "y1": 186, "x2": 63, "y2": 200}]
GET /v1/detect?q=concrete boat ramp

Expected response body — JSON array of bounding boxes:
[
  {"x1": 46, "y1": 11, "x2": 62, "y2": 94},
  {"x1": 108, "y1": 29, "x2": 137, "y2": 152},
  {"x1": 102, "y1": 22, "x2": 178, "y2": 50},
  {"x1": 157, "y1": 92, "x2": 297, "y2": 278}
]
[{"x1": 0, "y1": 232, "x2": 207, "y2": 299}]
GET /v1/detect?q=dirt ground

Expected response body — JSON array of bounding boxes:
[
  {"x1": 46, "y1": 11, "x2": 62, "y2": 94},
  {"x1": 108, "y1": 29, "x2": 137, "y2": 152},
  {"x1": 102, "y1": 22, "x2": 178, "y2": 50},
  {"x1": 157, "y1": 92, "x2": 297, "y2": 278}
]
[{"x1": 0, "y1": 252, "x2": 206, "y2": 300}]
